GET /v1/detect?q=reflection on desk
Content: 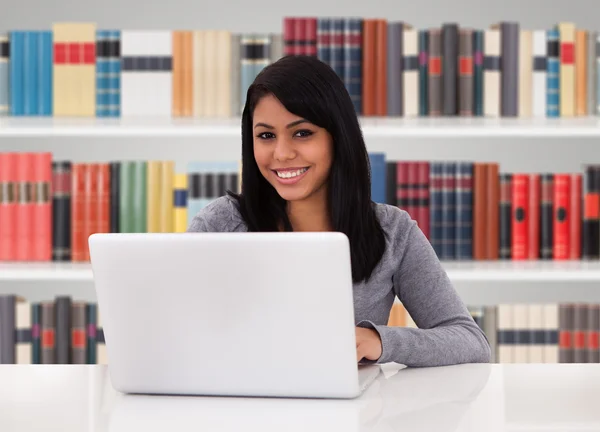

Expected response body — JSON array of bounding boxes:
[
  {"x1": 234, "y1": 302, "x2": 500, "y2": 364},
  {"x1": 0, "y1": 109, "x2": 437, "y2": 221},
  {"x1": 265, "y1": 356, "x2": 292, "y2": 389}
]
[{"x1": 1, "y1": 363, "x2": 600, "y2": 432}]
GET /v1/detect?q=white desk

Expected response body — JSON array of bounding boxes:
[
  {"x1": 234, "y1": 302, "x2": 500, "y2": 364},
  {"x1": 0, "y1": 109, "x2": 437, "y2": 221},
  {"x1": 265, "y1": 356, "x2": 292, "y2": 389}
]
[{"x1": 1, "y1": 363, "x2": 599, "y2": 431}]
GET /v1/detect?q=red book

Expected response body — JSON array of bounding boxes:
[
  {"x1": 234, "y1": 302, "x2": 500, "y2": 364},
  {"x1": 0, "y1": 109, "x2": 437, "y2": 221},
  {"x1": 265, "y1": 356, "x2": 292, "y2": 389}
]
[
  {"x1": 16, "y1": 153, "x2": 34, "y2": 261},
  {"x1": 528, "y1": 174, "x2": 540, "y2": 260},
  {"x1": 283, "y1": 17, "x2": 296, "y2": 56},
  {"x1": 417, "y1": 162, "x2": 430, "y2": 239},
  {"x1": 406, "y1": 162, "x2": 418, "y2": 221},
  {"x1": 71, "y1": 164, "x2": 87, "y2": 262},
  {"x1": 97, "y1": 164, "x2": 110, "y2": 234},
  {"x1": 396, "y1": 162, "x2": 409, "y2": 214},
  {"x1": 32, "y1": 153, "x2": 52, "y2": 261},
  {"x1": 294, "y1": 18, "x2": 306, "y2": 56},
  {"x1": 0, "y1": 153, "x2": 17, "y2": 261},
  {"x1": 553, "y1": 174, "x2": 571, "y2": 260},
  {"x1": 570, "y1": 174, "x2": 582, "y2": 259},
  {"x1": 511, "y1": 174, "x2": 529, "y2": 260},
  {"x1": 304, "y1": 17, "x2": 317, "y2": 57},
  {"x1": 83, "y1": 164, "x2": 99, "y2": 261}
]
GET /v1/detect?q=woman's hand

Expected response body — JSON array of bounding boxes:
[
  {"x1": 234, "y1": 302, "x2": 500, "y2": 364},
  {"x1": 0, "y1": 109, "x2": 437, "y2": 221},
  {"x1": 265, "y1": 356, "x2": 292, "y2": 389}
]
[{"x1": 356, "y1": 327, "x2": 382, "y2": 363}]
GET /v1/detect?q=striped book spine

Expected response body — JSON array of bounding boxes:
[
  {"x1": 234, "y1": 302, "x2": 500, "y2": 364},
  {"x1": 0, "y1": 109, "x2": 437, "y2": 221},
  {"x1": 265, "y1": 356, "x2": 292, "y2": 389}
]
[
  {"x1": 499, "y1": 173, "x2": 512, "y2": 259},
  {"x1": 41, "y1": 302, "x2": 55, "y2": 364},
  {"x1": 528, "y1": 304, "x2": 544, "y2": 363},
  {"x1": 419, "y1": 30, "x2": 428, "y2": 116},
  {"x1": 429, "y1": 162, "x2": 443, "y2": 257},
  {"x1": 253, "y1": 34, "x2": 270, "y2": 87},
  {"x1": 532, "y1": 30, "x2": 547, "y2": 117},
  {"x1": 71, "y1": 302, "x2": 87, "y2": 364},
  {"x1": 472, "y1": 30, "x2": 483, "y2": 116},
  {"x1": 386, "y1": 22, "x2": 403, "y2": 117},
  {"x1": 33, "y1": 153, "x2": 52, "y2": 261},
  {"x1": 240, "y1": 34, "x2": 267, "y2": 111},
  {"x1": 317, "y1": 18, "x2": 330, "y2": 64},
  {"x1": 283, "y1": 17, "x2": 296, "y2": 56},
  {"x1": 96, "y1": 30, "x2": 120, "y2": 117},
  {"x1": 344, "y1": 18, "x2": 362, "y2": 115},
  {"x1": 417, "y1": 162, "x2": 430, "y2": 240},
  {"x1": 543, "y1": 304, "x2": 559, "y2": 363},
  {"x1": 174, "y1": 173, "x2": 188, "y2": 232},
  {"x1": 458, "y1": 29, "x2": 473, "y2": 116},
  {"x1": 403, "y1": 29, "x2": 418, "y2": 117},
  {"x1": 0, "y1": 34, "x2": 8, "y2": 115},
  {"x1": 330, "y1": 18, "x2": 344, "y2": 79},
  {"x1": 455, "y1": 162, "x2": 473, "y2": 259},
  {"x1": 428, "y1": 29, "x2": 442, "y2": 116},
  {"x1": 483, "y1": 29, "x2": 501, "y2": 117},
  {"x1": 558, "y1": 22, "x2": 576, "y2": 117},
  {"x1": 0, "y1": 153, "x2": 17, "y2": 261},
  {"x1": 441, "y1": 162, "x2": 457, "y2": 259},
  {"x1": 582, "y1": 165, "x2": 600, "y2": 259},
  {"x1": 547, "y1": 29, "x2": 560, "y2": 117},
  {"x1": 540, "y1": 174, "x2": 554, "y2": 259},
  {"x1": 10, "y1": 31, "x2": 24, "y2": 115},
  {"x1": 15, "y1": 300, "x2": 31, "y2": 364}
]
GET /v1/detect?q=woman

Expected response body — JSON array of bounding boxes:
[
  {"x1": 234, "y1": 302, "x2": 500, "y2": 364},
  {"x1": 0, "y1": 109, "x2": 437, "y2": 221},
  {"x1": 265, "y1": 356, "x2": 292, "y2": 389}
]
[{"x1": 187, "y1": 55, "x2": 491, "y2": 367}]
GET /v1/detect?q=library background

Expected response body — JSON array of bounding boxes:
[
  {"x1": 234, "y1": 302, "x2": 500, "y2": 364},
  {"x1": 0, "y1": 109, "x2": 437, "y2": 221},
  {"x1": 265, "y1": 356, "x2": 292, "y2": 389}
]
[{"x1": 0, "y1": 0, "x2": 599, "y2": 366}]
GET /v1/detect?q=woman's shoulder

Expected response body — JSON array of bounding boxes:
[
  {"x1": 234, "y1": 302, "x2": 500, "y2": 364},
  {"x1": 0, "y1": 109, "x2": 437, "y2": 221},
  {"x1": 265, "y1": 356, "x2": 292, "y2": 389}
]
[
  {"x1": 187, "y1": 195, "x2": 248, "y2": 233},
  {"x1": 372, "y1": 202, "x2": 419, "y2": 246}
]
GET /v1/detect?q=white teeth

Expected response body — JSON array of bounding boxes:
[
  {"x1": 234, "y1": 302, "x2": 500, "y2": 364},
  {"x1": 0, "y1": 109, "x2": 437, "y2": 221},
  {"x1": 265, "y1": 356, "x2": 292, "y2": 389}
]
[{"x1": 276, "y1": 168, "x2": 308, "y2": 179}]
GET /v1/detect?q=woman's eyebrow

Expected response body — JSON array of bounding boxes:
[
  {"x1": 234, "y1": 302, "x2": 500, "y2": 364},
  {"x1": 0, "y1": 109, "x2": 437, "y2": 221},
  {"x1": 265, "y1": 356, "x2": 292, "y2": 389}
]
[{"x1": 253, "y1": 119, "x2": 309, "y2": 129}]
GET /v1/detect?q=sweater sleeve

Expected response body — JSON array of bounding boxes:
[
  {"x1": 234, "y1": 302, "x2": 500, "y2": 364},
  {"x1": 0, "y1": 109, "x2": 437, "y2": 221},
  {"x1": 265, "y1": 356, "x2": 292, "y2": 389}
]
[{"x1": 358, "y1": 214, "x2": 491, "y2": 367}]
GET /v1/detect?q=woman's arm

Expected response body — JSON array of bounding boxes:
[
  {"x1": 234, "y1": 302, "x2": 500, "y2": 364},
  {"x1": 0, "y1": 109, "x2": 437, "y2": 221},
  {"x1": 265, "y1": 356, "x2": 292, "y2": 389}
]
[{"x1": 358, "y1": 216, "x2": 491, "y2": 367}]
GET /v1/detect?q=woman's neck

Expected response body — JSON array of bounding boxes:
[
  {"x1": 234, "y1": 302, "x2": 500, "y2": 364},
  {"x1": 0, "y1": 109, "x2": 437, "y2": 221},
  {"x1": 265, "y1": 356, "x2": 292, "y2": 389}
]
[{"x1": 286, "y1": 192, "x2": 332, "y2": 232}]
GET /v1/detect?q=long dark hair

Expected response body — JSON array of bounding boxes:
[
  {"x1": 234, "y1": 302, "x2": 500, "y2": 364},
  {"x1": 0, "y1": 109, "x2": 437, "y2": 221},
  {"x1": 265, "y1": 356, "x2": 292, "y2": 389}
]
[{"x1": 228, "y1": 55, "x2": 386, "y2": 283}]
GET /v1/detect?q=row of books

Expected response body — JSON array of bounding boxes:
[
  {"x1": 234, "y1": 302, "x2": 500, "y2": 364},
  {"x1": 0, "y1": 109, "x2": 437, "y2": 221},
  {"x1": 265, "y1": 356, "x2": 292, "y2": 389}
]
[
  {"x1": 1, "y1": 151, "x2": 600, "y2": 262},
  {"x1": 1, "y1": 19, "x2": 598, "y2": 119},
  {"x1": 0, "y1": 152, "x2": 240, "y2": 262},
  {"x1": 389, "y1": 302, "x2": 600, "y2": 364},
  {"x1": 0, "y1": 295, "x2": 107, "y2": 365},
  {"x1": 372, "y1": 153, "x2": 600, "y2": 261},
  {"x1": 286, "y1": 18, "x2": 600, "y2": 118}
]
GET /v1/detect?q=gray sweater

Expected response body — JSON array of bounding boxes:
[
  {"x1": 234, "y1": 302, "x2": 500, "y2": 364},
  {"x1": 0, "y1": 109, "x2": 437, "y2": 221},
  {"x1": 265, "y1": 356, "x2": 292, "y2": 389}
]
[{"x1": 187, "y1": 195, "x2": 491, "y2": 367}]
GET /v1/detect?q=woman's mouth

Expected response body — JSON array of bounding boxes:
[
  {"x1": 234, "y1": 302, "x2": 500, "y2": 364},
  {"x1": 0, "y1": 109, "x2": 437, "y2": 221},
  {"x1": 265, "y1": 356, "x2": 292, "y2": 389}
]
[{"x1": 272, "y1": 167, "x2": 310, "y2": 184}]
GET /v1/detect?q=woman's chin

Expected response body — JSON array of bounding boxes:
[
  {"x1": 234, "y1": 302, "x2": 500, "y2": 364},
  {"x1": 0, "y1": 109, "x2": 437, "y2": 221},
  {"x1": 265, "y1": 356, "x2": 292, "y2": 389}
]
[{"x1": 272, "y1": 185, "x2": 309, "y2": 202}]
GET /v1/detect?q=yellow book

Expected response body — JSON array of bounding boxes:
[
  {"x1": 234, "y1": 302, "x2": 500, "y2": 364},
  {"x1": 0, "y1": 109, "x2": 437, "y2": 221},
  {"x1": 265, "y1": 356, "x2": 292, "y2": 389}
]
[
  {"x1": 52, "y1": 22, "x2": 96, "y2": 116},
  {"x1": 173, "y1": 173, "x2": 188, "y2": 232},
  {"x1": 146, "y1": 161, "x2": 162, "y2": 233},
  {"x1": 558, "y1": 22, "x2": 576, "y2": 117},
  {"x1": 160, "y1": 161, "x2": 174, "y2": 232}
]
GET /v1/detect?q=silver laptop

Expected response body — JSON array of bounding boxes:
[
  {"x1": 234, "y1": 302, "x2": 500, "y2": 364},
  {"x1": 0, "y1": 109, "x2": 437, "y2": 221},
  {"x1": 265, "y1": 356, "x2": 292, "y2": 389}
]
[{"x1": 88, "y1": 232, "x2": 380, "y2": 399}]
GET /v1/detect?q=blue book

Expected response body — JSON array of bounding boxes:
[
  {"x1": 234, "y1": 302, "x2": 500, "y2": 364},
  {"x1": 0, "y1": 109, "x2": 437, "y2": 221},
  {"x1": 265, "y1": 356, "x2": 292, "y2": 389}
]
[
  {"x1": 344, "y1": 18, "x2": 361, "y2": 115},
  {"x1": 330, "y1": 19, "x2": 344, "y2": 80},
  {"x1": 39, "y1": 31, "x2": 53, "y2": 116},
  {"x1": 455, "y1": 162, "x2": 473, "y2": 260},
  {"x1": 10, "y1": 31, "x2": 24, "y2": 116},
  {"x1": 546, "y1": 29, "x2": 560, "y2": 117},
  {"x1": 317, "y1": 18, "x2": 330, "y2": 64},
  {"x1": 96, "y1": 30, "x2": 121, "y2": 117},
  {"x1": 441, "y1": 162, "x2": 457, "y2": 260},
  {"x1": 0, "y1": 34, "x2": 9, "y2": 115},
  {"x1": 419, "y1": 30, "x2": 429, "y2": 116},
  {"x1": 369, "y1": 153, "x2": 386, "y2": 204},
  {"x1": 23, "y1": 31, "x2": 38, "y2": 115},
  {"x1": 429, "y1": 162, "x2": 444, "y2": 259}
]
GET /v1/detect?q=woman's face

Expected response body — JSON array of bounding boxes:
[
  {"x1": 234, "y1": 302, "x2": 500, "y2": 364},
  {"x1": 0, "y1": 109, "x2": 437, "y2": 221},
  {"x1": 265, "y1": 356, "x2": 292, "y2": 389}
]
[{"x1": 252, "y1": 94, "x2": 333, "y2": 203}]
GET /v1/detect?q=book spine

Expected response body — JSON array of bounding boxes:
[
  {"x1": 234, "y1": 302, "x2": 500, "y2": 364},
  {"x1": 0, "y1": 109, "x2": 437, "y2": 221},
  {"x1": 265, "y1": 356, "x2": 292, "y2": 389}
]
[
  {"x1": 0, "y1": 153, "x2": 17, "y2": 260},
  {"x1": 442, "y1": 23, "x2": 458, "y2": 115},
  {"x1": 240, "y1": 34, "x2": 255, "y2": 110},
  {"x1": 582, "y1": 166, "x2": 600, "y2": 259},
  {"x1": 55, "y1": 296, "x2": 71, "y2": 364},
  {"x1": 187, "y1": 172, "x2": 203, "y2": 227},
  {"x1": 558, "y1": 22, "x2": 576, "y2": 117},
  {"x1": 86, "y1": 303, "x2": 97, "y2": 364},
  {"x1": 386, "y1": 162, "x2": 397, "y2": 206},
  {"x1": 428, "y1": 29, "x2": 443, "y2": 116},
  {"x1": 71, "y1": 302, "x2": 87, "y2": 364},
  {"x1": 202, "y1": 30, "x2": 217, "y2": 117},
  {"x1": 455, "y1": 162, "x2": 473, "y2": 260},
  {"x1": 369, "y1": 153, "x2": 386, "y2": 204},
  {"x1": 396, "y1": 161, "x2": 408, "y2": 212},
  {"x1": 0, "y1": 34, "x2": 8, "y2": 115},
  {"x1": 430, "y1": 162, "x2": 443, "y2": 258},
  {"x1": 403, "y1": 29, "x2": 419, "y2": 117},
  {"x1": 109, "y1": 31, "x2": 120, "y2": 117},
  {"x1": 458, "y1": 29, "x2": 473, "y2": 116},
  {"x1": 39, "y1": 31, "x2": 53, "y2": 116},
  {"x1": 405, "y1": 162, "x2": 417, "y2": 218},
  {"x1": 83, "y1": 164, "x2": 98, "y2": 261},
  {"x1": 596, "y1": 35, "x2": 600, "y2": 115},
  {"x1": 528, "y1": 304, "x2": 545, "y2": 363},
  {"x1": 419, "y1": 30, "x2": 429, "y2": 116},
  {"x1": 485, "y1": 163, "x2": 500, "y2": 260},
  {"x1": 546, "y1": 29, "x2": 560, "y2": 117},
  {"x1": 146, "y1": 161, "x2": 161, "y2": 233},
  {"x1": 96, "y1": 30, "x2": 110, "y2": 117},
  {"x1": 375, "y1": 20, "x2": 387, "y2": 116},
  {"x1": 501, "y1": 22, "x2": 519, "y2": 117},
  {"x1": 553, "y1": 174, "x2": 570, "y2": 260},
  {"x1": 133, "y1": 161, "x2": 147, "y2": 233},
  {"x1": 15, "y1": 300, "x2": 32, "y2": 364},
  {"x1": 417, "y1": 162, "x2": 430, "y2": 240},
  {"x1": 532, "y1": 30, "x2": 547, "y2": 117},
  {"x1": 317, "y1": 18, "x2": 330, "y2": 64},
  {"x1": 10, "y1": 31, "x2": 24, "y2": 115},
  {"x1": 588, "y1": 31, "x2": 597, "y2": 115},
  {"x1": 16, "y1": 153, "x2": 34, "y2": 261},
  {"x1": 31, "y1": 303, "x2": 41, "y2": 364},
  {"x1": 540, "y1": 174, "x2": 554, "y2": 259},
  {"x1": 473, "y1": 163, "x2": 487, "y2": 260},
  {"x1": 559, "y1": 304, "x2": 574, "y2": 363},
  {"x1": 575, "y1": 30, "x2": 587, "y2": 116},
  {"x1": 330, "y1": 18, "x2": 344, "y2": 79},
  {"x1": 588, "y1": 304, "x2": 600, "y2": 363},
  {"x1": 97, "y1": 163, "x2": 110, "y2": 234},
  {"x1": 230, "y1": 33, "x2": 240, "y2": 117},
  {"x1": 159, "y1": 161, "x2": 174, "y2": 232},
  {"x1": 253, "y1": 34, "x2": 271, "y2": 86},
  {"x1": 472, "y1": 30, "x2": 483, "y2": 116},
  {"x1": 499, "y1": 173, "x2": 512, "y2": 259},
  {"x1": 483, "y1": 29, "x2": 501, "y2": 117},
  {"x1": 361, "y1": 20, "x2": 376, "y2": 116},
  {"x1": 24, "y1": 31, "x2": 39, "y2": 116},
  {"x1": 32, "y1": 152, "x2": 52, "y2": 261},
  {"x1": 71, "y1": 164, "x2": 86, "y2": 260},
  {"x1": 441, "y1": 162, "x2": 456, "y2": 260},
  {"x1": 511, "y1": 174, "x2": 528, "y2": 260},
  {"x1": 109, "y1": 162, "x2": 120, "y2": 233},
  {"x1": 543, "y1": 304, "x2": 559, "y2": 363},
  {"x1": 215, "y1": 31, "x2": 231, "y2": 118},
  {"x1": 574, "y1": 304, "x2": 588, "y2": 363},
  {"x1": 305, "y1": 17, "x2": 317, "y2": 57},
  {"x1": 570, "y1": 174, "x2": 582, "y2": 259},
  {"x1": 386, "y1": 22, "x2": 403, "y2": 117},
  {"x1": 344, "y1": 18, "x2": 362, "y2": 115},
  {"x1": 528, "y1": 174, "x2": 540, "y2": 260},
  {"x1": 41, "y1": 302, "x2": 55, "y2": 364},
  {"x1": 294, "y1": 18, "x2": 306, "y2": 56},
  {"x1": 283, "y1": 17, "x2": 295, "y2": 56},
  {"x1": 497, "y1": 304, "x2": 513, "y2": 363},
  {"x1": 513, "y1": 304, "x2": 529, "y2": 363},
  {"x1": 174, "y1": 173, "x2": 188, "y2": 232},
  {"x1": 518, "y1": 30, "x2": 533, "y2": 117},
  {"x1": 0, "y1": 295, "x2": 16, "y2": 364}
]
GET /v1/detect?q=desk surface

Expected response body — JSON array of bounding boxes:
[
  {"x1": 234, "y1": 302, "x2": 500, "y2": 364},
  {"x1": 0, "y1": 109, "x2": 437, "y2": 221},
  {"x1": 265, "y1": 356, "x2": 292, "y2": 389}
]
[{"x1": 1, "y1": 363, "x2": 599, "y2": 432}]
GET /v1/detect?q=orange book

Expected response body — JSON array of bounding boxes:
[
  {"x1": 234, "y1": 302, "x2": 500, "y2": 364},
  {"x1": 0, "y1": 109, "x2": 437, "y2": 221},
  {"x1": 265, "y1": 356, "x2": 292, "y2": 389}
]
[
  {"x1": 0, "y1": 153, "x2": 17, "y2": 261},
  {"x1": 16, "y1": 153, "x2": 34, "y2": 261},
  {"x1": 32, "y1": 153, "x2": 52, "y2": 261},
  {"x1": 182, "y1": 31, "x2": 194, "y2": 117},
  {"x1": 83, "y1": 164, "x2": 99, "y2": 261},
  {"x1": 97, "y1": 164, "x2": 110, "y2": 235},
  {"x1": 71, "y1": 164, "x2": 87, "y2": 262},
  {"x1": 361, "y1": 20, "x2": 377, "y2": 116},
  {"x1": 375, "y1": 19, "x2": 387, "y2": 116}
]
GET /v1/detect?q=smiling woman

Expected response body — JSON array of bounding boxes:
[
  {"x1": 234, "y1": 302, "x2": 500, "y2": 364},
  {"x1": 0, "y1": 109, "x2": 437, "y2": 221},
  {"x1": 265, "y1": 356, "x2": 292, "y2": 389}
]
[{"x1": 187, "y1": 55, "x2": 491, "y2": 367}]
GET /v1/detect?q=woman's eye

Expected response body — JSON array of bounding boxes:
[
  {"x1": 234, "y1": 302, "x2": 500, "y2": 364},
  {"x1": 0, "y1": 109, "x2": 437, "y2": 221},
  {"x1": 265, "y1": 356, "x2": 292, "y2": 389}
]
[
  {"x1": 294, "y1": 129, "x2": 313, "y2": 138},
  {"x1": 256, "y1": 132, "x2": 275, "y2": 139}
]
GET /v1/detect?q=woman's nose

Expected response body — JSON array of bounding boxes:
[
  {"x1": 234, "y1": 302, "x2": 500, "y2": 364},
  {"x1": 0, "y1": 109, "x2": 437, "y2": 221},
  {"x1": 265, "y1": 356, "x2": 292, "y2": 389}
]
[{"x1": 273, "y1": 137, "x2": 296, "y2": 161}]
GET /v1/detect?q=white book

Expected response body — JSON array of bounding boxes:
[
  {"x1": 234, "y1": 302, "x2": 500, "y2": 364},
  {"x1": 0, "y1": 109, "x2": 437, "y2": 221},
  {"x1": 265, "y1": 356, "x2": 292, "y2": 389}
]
[
  {"x1": 528, "y1": 304, "x2": 544, "y2": 363},
  {"x1": 193, "y1": 31, "x2": 205, "y2": 117},
  {"x1": 484, "y1": 29, "x2": 501, "y2": 117},
  {"x1": 513, "y1": 304, "x2": 529, "y2": 363},
  {"x1": 542, "y1": 304, "x2": 559, "y2": 363},
  {"x1": 519, "y1": 30, "x2": 533, "y2": 117},
  {"x1": 497, "y1": 304, "x2": 513, "y2": 363},
  {"x1": 16, "y1": 300, "x2": 31, "y2": 364},
  {"x1": 532, "y1": 30, "x2": 547, "y2": 117},
  {"x1": 147, "y1": 30, "x2": 172, "y2": 117},
  {"x1": 215, "y1": 30, "x2": 232, "y2": 118},
  {"x1": 403, "y1": 29, "x2": 419, "y2": 117}
]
